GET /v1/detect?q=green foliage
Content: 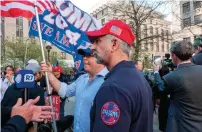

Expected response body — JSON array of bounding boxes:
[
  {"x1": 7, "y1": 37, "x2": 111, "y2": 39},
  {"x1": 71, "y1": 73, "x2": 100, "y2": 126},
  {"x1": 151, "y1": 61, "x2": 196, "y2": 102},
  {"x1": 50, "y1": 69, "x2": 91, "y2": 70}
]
[
  {"x1": 3, "y1": 37, "x2": 45, "y2": 68},
  {"x1": 58, "y1": 60, "x2": 74, "y2": 75}
]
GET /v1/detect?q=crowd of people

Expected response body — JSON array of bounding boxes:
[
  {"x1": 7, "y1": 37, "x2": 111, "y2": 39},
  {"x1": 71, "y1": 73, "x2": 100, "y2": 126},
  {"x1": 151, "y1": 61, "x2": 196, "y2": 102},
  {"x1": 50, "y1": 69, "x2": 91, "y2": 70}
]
[{"x1": 1, "y1": 19, "x2": 202, "y2": 132}]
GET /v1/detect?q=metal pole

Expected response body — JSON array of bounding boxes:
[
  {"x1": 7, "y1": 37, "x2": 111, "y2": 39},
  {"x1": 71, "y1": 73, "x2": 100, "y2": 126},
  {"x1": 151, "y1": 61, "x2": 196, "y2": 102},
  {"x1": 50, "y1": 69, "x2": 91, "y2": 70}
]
[
  {"x1": 48, "y1": 50, "x2": 50, "y2": 62},
  {"x1": 24, "y1": 39, "x2": 29, "y2": 67},
  {"x1": 33, "y1": 1, "x2": 58, "y2": 132}
]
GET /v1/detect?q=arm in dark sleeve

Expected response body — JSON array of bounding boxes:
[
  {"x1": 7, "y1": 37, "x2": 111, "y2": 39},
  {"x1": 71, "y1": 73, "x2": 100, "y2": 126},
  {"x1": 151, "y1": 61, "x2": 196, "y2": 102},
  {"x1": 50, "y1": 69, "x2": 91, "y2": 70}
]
[
  {"x1": 35, "y1": 86, "x2": 45, "y2": 106},
  {"x1": 91, "y1": 86, "x2": 132, "y2": 132},
  {"x1": 1, "y1": 107, "x2": 12, "y2": 127},
  {"x1": 1, "y1": 115, "x2": 27, "y2": 132},
  {"x1": 154, "y1": 72, "x2": 169, "y2": 94},
  {"x1": 30, "y1": 84, "x2": 45, "y2": 106}
]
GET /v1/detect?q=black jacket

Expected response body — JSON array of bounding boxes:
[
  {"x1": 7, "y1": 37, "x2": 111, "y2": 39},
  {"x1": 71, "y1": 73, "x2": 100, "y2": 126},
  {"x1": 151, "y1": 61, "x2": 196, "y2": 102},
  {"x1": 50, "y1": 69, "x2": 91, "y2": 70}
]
[
  {"x1": 1, "y1": 115, "x2": 27, "y2": 132},
  {"x1": 192, "y1": 50, "x2": 202, "y2": 65},
  {"x1": 1, "y1": 82, "x2": 45, "y2": 126}
]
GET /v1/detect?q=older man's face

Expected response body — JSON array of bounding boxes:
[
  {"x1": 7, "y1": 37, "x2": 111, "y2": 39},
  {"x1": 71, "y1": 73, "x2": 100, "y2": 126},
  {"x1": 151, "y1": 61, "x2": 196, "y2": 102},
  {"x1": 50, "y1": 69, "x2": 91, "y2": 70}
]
[{"x1": 90, "y1": 36, "x2": 111, "y2": 65}]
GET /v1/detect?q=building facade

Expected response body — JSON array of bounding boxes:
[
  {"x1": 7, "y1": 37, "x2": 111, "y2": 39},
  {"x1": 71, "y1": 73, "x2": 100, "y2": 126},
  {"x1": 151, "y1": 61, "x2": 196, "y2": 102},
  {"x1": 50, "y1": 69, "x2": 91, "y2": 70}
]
[
  {"x1": 0, "y1": 17, "x2": 73, "y2": 66},
  {"x1": 172, "y1": 0, "x2": 202, "y2": 42},
  {"x1": 91, "y1": 1, "x2": 172, "y2": 60}
]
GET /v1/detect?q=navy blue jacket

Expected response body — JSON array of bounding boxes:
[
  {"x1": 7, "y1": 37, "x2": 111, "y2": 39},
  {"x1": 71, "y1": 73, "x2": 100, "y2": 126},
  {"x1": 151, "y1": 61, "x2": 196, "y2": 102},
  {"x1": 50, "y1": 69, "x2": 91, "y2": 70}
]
[
  {"x1": 1, "y1": 115, "x2": 27, "y2": 132},
  {"x1": 192, "y1": 50, "x2": 202, "y2": 65},
  {"x1": 90, "y1": 61, "x2": 153, "y2": 132}
]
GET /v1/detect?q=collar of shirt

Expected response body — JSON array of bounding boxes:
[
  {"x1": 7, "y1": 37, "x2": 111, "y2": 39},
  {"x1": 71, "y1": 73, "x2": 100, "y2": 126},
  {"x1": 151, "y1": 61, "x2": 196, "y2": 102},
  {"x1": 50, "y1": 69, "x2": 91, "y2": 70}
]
[
  {"x1": 177, "y1": 62, "x2": 194, "y2": 69},
  {"x1": 105, "y1": 61, "x2": 135, "y2": 80},
  {"x1": 84, "y1": 67, "x2": 109, "y2": 81}
]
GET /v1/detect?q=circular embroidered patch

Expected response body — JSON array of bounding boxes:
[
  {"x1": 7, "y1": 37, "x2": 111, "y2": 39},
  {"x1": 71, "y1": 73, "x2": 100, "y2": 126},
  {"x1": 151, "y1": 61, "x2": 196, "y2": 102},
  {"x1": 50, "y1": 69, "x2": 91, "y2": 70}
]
[
  {"x1": 101, "y1": 102, "x2": 120, "y2": 126},
  {"x1": 15, "y1": 74, "x2": 22, "y2": 83}
]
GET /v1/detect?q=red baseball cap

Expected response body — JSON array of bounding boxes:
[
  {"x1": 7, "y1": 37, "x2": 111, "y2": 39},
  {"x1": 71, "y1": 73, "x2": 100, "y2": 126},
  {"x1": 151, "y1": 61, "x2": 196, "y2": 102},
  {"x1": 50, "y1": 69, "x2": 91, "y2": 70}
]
[
  {"x1": 86, "y1": 20, "x2": 136, "y2": 46},
  {"x1": 52, "y1": 66, "x2": 63, "y2": 73}
]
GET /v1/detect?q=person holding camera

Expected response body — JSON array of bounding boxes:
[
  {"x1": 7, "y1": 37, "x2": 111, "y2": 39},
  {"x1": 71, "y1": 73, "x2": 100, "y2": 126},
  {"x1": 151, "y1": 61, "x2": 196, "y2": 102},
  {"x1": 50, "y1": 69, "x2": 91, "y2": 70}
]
[
  {"x1": 192, "y1": 37, "x2": 202, "y2": 65},
  {"x1": 154, "y1": 40, "x2": 202, "y2": 132}
]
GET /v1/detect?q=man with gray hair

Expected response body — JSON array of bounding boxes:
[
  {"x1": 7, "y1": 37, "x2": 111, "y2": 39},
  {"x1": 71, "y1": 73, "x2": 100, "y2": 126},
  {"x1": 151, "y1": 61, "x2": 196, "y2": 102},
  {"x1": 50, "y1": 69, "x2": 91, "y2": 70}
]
[
  {"x1": 87, "y1": 20, "x2": 153, "y2": 132},
  {"x1": 153, "y1": 40, "x2": 202, "y2": 132},
  {"x1": 192, "y1": 37, "x2": 202, "y2": 65}
]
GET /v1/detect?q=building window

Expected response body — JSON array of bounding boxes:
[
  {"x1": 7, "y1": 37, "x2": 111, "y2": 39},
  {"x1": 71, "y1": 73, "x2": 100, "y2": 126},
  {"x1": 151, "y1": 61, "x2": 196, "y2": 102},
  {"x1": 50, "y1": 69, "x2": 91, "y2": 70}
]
[
  {"x1": 183, "y1": 17, "x2": 191, "y2": 27},
  {"x1": 161, "y1": 29, "x2": 164, "y2": 41},
  {"x1": 162, "y1": 43, "x2": 164, "y2": 52},
  {"x1": 183, "y1": 37, "x2": 191, "y2": 42},
  {"x1": 182, "y1": 2, "x2": 190, "y2": 13},
  {"x1": 150, "y1": 19, "x2": 152, "y2": 24},
  {"x1": 101, "y1": 18, "x2": 105, "y2": 26},
  {"x1": 150, "y1": 26, "x2": 153, "y2": 51},
  {"x1": 16, "y1": 17, "x2": 23, "y2": 37},
  {"x1": 156, "y1": 28, "x2": 159, "y2": 52},
  {"x1": 167, "y1": 44, "x2": 169, "y2": 51},
  {"x1": 194, "y1": 1, "x2": 202, "y2": 9},
  {"x1": 103, "y1": 8, "x2": 108, "y2": 16},
  {"x1": 166, "y1": 30, "x2": 169, "y2": 42},
  {"x1": 194, "y1": 14, "x2": 202, "y2": 25},
  {"x1": 97, "y1": 12, "x2": 102, "y2": 19},
  {"x1": 52, "y1": 52, "x2": 57, "y2": 57},
  {"x1": 1, "y1": 17, "x2": 5, "y2": 38},
  {"x1": 60, "y1": 52, "x2": 66, "y2": 59},
  {"x1": 144, "y1": 25, "x2": 147, "y2": 37}
]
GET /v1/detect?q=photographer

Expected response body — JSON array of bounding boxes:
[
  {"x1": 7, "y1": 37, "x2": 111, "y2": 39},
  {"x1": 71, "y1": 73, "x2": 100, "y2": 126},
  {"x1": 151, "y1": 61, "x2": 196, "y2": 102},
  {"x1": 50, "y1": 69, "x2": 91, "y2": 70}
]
[
  {"x1": 153, "y1": 40, "x2": 202, "y2": 132},
  {"x1": 192, "y1": 37, "x2": 202, "y2": 65}
]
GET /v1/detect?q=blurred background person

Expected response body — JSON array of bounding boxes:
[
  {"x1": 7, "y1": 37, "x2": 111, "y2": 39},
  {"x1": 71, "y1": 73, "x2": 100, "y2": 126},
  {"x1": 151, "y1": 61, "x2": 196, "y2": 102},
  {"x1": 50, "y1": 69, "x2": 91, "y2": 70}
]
[
  {"x1": 135, "y1": 60, "x2": 143, "y2": 72},
  {"x1": 154, "y1": 63, "x2": 170, "y2": 132},
  {"x1": 52, "y1": 65, "x2": 69, "y2": 119},
  {"x1": 1, "y1": 65, "x2": 15, "y2": 102},
  {"x1": 14, "y1": 67, "x2": 21, "y2": 74},
  {"x1": 192, "y1": 37, "x2": 202, "y2": 65}
]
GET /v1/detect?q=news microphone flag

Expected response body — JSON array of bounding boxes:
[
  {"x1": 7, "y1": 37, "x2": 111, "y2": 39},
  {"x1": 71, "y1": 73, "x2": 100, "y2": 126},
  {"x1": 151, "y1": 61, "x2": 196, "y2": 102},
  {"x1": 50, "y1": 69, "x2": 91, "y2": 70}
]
[{"x1": 15, "y1": 70, "x2": 35, "y2": 88}]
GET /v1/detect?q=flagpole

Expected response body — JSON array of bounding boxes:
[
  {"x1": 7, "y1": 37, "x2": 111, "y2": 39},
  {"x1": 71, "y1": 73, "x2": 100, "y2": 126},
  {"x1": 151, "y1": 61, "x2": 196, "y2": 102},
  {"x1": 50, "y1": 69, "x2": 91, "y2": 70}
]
[
  {"x1": 24, "y1": 39, "x2": 29, "y2": 68},
  {"x1": 33, "y1": 1, "x2": 58, "y2": 132}
]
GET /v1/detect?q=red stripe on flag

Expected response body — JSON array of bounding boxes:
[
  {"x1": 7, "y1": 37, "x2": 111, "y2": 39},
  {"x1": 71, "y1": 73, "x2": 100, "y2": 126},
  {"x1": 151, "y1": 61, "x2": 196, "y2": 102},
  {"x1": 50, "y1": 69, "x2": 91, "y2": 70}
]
[{"x1": 0, "y1": 0, "x2": 57, "y2": 19}]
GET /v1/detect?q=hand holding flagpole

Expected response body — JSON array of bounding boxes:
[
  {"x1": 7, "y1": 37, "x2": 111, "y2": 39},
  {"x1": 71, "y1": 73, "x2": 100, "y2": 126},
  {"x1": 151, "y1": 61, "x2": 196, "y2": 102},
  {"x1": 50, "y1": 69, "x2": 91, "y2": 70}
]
[{"x1": 33, "y1": 1, "x2": 57, "y2": 132}]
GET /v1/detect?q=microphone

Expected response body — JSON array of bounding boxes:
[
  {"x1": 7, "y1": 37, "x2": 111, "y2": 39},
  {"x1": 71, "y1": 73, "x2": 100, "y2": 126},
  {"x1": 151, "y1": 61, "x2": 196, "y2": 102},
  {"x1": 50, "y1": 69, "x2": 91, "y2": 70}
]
[
  {"x1": 15, "y1": 70, "x2": 35, "y2": 103},
  {"x1": 15, "y1": 70, "x2": 35, "y2": 88}
]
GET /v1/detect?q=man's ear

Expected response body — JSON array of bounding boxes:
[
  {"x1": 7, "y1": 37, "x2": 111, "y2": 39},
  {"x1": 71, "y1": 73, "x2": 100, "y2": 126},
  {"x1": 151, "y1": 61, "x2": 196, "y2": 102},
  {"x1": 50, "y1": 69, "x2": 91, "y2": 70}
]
[{"x1": 111, "y1": 39, "x2": 120, "y2": 52}]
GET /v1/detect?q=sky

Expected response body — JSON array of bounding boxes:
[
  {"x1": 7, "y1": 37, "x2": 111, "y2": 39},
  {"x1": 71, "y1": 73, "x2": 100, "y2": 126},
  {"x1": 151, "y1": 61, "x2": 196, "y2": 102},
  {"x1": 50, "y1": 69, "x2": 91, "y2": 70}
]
[{"x1": 71, "y1": 0, "x2": 172, "y2": 21}]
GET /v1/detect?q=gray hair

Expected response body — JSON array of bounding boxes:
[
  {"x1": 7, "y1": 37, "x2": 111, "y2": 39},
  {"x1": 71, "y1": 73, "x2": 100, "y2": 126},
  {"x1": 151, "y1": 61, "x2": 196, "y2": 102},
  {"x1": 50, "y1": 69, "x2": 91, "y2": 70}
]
[
  {"x1": 170, "y1": 40, "x2": 193, "y2": 61},
  {"x1": 105, "y1": 34, "x2": 131, "y2": 57}
]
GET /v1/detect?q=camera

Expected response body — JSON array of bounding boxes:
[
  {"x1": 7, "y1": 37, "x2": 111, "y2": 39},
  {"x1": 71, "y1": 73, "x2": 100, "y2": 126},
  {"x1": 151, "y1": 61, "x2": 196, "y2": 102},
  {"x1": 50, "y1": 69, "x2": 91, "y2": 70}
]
[
  {"x1": 163, "y1": 53, "x2": 176, "y2": 71},
  {"x1": 37, "y1": 122, "x2": 52, "y2": 132}
]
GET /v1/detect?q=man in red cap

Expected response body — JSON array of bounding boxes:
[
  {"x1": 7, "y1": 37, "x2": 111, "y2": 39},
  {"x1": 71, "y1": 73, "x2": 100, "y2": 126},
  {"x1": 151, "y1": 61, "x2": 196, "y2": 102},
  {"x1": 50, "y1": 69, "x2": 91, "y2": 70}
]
[{"x1": 88, "y1": 20, "x2": 153, "y2": 132}]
